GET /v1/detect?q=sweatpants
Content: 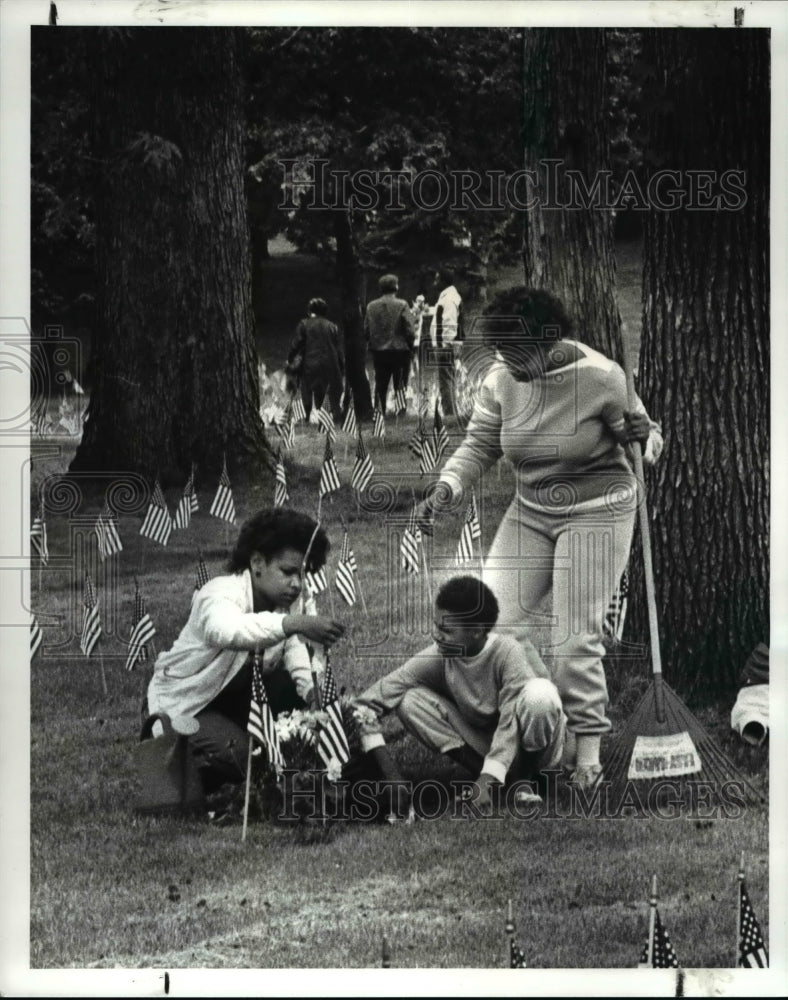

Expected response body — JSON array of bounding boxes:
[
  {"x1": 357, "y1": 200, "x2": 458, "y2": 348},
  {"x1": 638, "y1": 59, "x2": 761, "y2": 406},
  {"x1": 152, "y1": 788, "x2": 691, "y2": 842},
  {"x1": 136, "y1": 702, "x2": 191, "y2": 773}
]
[
  {"x1": 483, "y1": 494, "x2": 635, "y2": 735},
  {"x1": 395, "y1": 679, "x2": 566, "y2": 779}
]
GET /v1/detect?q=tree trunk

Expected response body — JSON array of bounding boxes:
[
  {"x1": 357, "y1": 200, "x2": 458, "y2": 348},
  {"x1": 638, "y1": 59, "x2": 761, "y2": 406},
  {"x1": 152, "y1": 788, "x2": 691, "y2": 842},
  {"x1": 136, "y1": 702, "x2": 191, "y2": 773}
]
[
  {"x1": 521, "y1": 28, "x2": 622, "y2": 360},
  {"x1": 631, "y1": 29, "x2": 769, "y2": 695},
  {"x1": 333, "y1": 208, "x2": 372, "y2": 419},
  {"x1": 72, "y1": 28, "x2": 270, "y2": 487}
]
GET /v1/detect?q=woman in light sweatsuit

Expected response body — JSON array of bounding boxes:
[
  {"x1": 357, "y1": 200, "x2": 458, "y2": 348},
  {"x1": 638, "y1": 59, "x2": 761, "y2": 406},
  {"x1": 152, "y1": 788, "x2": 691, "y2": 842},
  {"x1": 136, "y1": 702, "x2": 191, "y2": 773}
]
[{"x1": 418, "y1": 287, "x2": 663, "y2": 789}]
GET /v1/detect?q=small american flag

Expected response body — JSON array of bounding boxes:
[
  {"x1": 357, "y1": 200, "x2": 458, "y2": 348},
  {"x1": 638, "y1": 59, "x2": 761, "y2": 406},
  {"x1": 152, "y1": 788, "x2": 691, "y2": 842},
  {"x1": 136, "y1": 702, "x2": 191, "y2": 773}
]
[
  {"x1": 432, "y1": 400, "x2": 449, "y2": 464},
  {"x1": 319, "y1": 437, "x2": 341, "y2": 497},
  {"x1": 174, "y1": 466, "x2": 198, "y2": 529},
  {"x1": 125, "y1": 582, "x2": 156, "y2": 671},
  {"x1": 274, "y1": 450, "x2": 289, "y2": 507},
  {"x1": 455, "y1": 490, "x2": 481, "y2": 565},
  {"x1": 335, "y1": 530, "x2": 357, "y2": 606},
  {"x1": 317, "y1": 654, "x2": 350, "y2": 767},
  {"x1": 31, "y1": 500, "x2": 49, "y2": 564},
  {"x1": 401, "y1": 503, "x2": 422, "y2": 575},
  {"x1": 305, "y1": 565, "x2": 328, "y2": 597},
  {"x1": 80, "y1": 573, "x2": 102, "y2": 657},
  {"x1": 394, "y1": 384, "x2": 407, "y2": 414},
  {"x1": 280, "y1": 411, "x2": 296, "y2": 452},
  {"x1": 316, "y1": 401, "x2": 336, "y2": 442},
  {"x1": 510, "y1": 939, "x2": 527, "y2": 968},
  {"x1": 210, "y1": 459, "x2": 237, "y2": 525},
  {"x1": 248, "y1": 654, "x2": 284, "y2": 770},
  {"x1": 195, "y1": 554, "x2": 212, "y2": 591},
  {"x1": 637, "y1": 910, "x2": 679, "y2": 968},
  {"x1": 342, "y1": 391, "x2": 357, "y2": 437},
  {"x1": 291, "y1": 393, "x2": 307, "y2": 424},
  {"x1": 372, "y1": 400, "x2": 385, "y2": 439},
  {"x1": 31, "y1": 615, "x2": 43, "y2": 659},
  {"x1": 603, "y1": 568, "x2": 629, "y2": 642},
  {"x1": 96, "y1": 500, "x2": 123, "y2": 559},
  {"x1": 351, "y1": 432, "x2": 374, "y2": 493},
  {"x1": 140, "y1": 479, "x2": 173, "y2": 546},
  {"x1": 738, "y1": 880, "x2": 769, "y2": 967}
]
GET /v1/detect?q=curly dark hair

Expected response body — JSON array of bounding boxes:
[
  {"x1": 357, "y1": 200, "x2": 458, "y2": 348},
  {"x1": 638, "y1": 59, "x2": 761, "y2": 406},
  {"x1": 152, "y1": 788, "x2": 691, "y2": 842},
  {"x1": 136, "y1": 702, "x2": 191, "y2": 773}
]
[
  {"x1": 227, "y1": 508, "x2": 329, "y2": 574},
  {"x1": 308, "y1": 297, "x2": 328, "y2": 316},
  {"x1": 480, "y1": 286, "x2": 574, "y2": 348},
  {"x1": 435, "y1": 576, "x2": 499, "y2": 630}
]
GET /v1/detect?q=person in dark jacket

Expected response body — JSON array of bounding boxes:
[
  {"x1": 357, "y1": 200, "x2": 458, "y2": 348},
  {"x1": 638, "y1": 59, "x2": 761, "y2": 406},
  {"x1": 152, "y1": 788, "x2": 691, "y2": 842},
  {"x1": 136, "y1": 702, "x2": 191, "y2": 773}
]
[
  {"x1": 364, "y1": 274, "x2": 416, "y2": 414},
  {"x1": 288, "y1": 298, "x2": 345, "y2": 419}
]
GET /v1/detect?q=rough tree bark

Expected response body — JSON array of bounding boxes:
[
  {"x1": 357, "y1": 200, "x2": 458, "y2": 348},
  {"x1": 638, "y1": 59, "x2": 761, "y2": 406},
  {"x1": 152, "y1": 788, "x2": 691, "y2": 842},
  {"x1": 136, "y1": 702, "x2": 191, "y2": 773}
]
[
  {"x1": 72, "y1": 28, "x2": 270, "y2": 486},
  {"x1": 521, "y1": 28, "x2": 622, "y2": 360},
  {"x1": 632, "y1": 29, "x2": 769, "y2": 694}
]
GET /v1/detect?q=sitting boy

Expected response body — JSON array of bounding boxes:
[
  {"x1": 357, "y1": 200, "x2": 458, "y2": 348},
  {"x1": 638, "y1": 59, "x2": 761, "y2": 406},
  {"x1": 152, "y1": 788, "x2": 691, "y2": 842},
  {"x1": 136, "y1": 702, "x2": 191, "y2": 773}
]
[
  {"x1": 146, "y1": 508, "x2": 345, "y2": 795},
  {"x1": 355, "y1": 575, "x2": 566, "y2": 810}
]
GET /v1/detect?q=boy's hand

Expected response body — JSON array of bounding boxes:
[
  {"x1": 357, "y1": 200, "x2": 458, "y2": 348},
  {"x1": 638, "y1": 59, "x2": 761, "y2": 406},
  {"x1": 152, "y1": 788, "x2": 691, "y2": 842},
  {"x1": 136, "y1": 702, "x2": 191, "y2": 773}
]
[
  {"x1": 475, "y1": 772, "x2": 500, "y2": 815},
  {"x1": 283, "y1": 614, "x2": 345, "y2": 647}
]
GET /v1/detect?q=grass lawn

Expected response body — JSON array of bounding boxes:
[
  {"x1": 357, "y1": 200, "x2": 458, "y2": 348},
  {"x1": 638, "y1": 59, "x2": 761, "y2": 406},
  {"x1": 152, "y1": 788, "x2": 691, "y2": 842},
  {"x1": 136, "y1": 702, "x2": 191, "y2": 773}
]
[{"x1": 28, "y1": 241, "x2": 769, "y2": 969}]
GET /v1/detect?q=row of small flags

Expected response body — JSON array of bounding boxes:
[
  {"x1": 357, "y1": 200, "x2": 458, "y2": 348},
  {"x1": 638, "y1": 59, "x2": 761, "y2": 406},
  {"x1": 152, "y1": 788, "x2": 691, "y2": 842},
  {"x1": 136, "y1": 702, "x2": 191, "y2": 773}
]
[{"x1": 636, "y1": 872, "x2": 768, "y2": 969}]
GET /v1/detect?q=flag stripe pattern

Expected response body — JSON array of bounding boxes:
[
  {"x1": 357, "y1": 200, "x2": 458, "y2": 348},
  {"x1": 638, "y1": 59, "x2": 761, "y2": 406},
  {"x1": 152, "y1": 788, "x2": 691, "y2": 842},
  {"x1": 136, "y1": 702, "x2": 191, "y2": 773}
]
[
  {"x1": 401, "y1": 503, "x2": 422, "y2": 575},
  {"x1": 603, "y1": 568, "x2": 629, "y2": 642},
  {"x1": 316, "y1": 402, "x2": 336, "y2": 442},
  {"x1": 342, "y1": 393, "x2": 357, "y2": 437},
  {"x1": 372, "y1": 402, "x2": 385, "y2": 439},
  {"x1": 96, "y1": 501, "x2": 123, "y2": 559},
  {"x1": 140, "y1": 479, "x2": 173, "y2": 546},
  {"x1": 335, "y1": 531, "x2": 357, "y2": 606},
  {"x1": 125, "y1": 584, "x2": 156, "y2": 671},
  {"x1": 305, "y1": 566, "x2": 328, "y2": 597},
  {"x1": 455, "y1": 490, "x2": 481, "y2": 565},
  {"x1": 292, "y1": 394, "x2": 307, "y2": 423},
  {"x1": 433, "y1": 400, "x2": 449, "y2": 464},
  {"x1": 210, "y1": 460, "x2": 237, "y2": 524},
  {"x1": 248, "y1": 656, "x2": 285, "y2": 769},
  {"x1": 31, "y1": 616, "x2": 42, "y2": 659},
  {"x1": 196, "y1": 555, "x2": 212, "y2": 591},
  {"x1": 31, "y1": 501, "x2": 49, "y2": 564},
  {"x1": 738, "y1": 881, "x2": 769, "y2": 967},
  {"x1": 351, "y1": 432, "x2": 374, "y2": 492},
  {"x1": 317, "y1": 656, "x2": 350, "y2": 766},
  {"x1": 637, "y1": 910, "x2": 679, "y2": 968},
  {"x1": 319, "y1": 437, "x2": 341, "y2": 497},
  {"x1": 274, "y1": 451, "x2": 289, "y2": 507},
  {"x1": 80, "y1": 573, "x2": 102, "y2": 656},
  {"x1": 394, "y1": 385, "x2": 407, "y2": 414},
  {"x1": 174, "y1": 467, "x2": 197, "y2": 529}
]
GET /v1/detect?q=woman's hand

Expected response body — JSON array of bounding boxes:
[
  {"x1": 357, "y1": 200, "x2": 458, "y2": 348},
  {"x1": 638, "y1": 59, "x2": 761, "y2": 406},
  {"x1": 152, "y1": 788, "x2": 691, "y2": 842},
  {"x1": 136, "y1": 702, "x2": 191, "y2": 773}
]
[
  {"x1": 622, "y1": 410, "x2": 651, "y2": 449},
  {"x1": 283, "y1": 614, "x2": 345, "y2": 647}
]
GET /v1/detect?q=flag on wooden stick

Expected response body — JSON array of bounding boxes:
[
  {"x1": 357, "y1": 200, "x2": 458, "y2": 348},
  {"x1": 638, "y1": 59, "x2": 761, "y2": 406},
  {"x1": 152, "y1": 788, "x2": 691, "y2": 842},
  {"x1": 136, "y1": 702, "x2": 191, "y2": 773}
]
[
  {"x1": 305, "y1": 566, "x2": 328, "y2": 598},
  {"x1": 432, "y1": 399, "x2": 449, "y2": 465},
  {"x1": 394, "y1": 384, "x2": 407, "y2": 415},
  {"x1": 401, "y1": 504, "x2": 422, "y2": 575},
  {"x1": 342, "y1": 391, "x2": 357, "y2": 437},
  {"x1": 210, "y1": 459, "x2": 237, "y2": 524},
  {"x1": 96, "y1": 500, "x2": 123, "y2": 560},
  {"x1": 603, "y1": 568, "x2": 629, "y2": 642},
  {"x1": 140, "y1": 479, "x2": 172, "y2": 546},
  {"x1": 317, "y1": 654, "x2": 350, "y2": 767},
  {"x1": 125, "y1": 582, "x2": 156, "y2": 671},
  {"x1": 335, "y1": 531, "x2": 357, "y2": 606},
  {"x1": 31, "y1": 499, "x2": 49, "y2": 564},
  {"x1": 291, "y1": 393, "x2": 307, "y2": 424},
  {"x1": 248, "y1": 654, "x2": 284, "y2": 770},
  {"x1": 351, "y1": 432, "x2": 374, "y2": 493},
  {"x1": 195, "y1": 554, "x2": 212, "y2": 591},
  {"x1": 274, "y1": 450, "x2": 289, "y2": 507},
  {"x1": 738, "y1": 869, "x2": 769, "y2": 967},
  {"x1": 319, "y1": 437, "x2": 341, "y2": 497},
  {"x1": 31, "y1": 615, "x2": 42, "y2": 659},
  {"x1": 455, "y1": 490, "x2": 481, "y2": 565},
  {"x1": 80, "y1": 573, "x2": 102, "y2": 656},
  {"x1": 316, "y1": 400, "x2": 336, "y2": 442},
  {"x1": 174, "y1": 466, "x2": 198, "y2": 529}
]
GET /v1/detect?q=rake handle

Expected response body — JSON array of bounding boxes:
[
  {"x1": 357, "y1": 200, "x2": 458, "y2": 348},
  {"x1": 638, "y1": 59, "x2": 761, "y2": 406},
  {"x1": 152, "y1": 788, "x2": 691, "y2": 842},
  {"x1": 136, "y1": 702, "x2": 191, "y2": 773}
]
[{"x1": 620, "y1": 332, "x2": 666, "y2": 724}]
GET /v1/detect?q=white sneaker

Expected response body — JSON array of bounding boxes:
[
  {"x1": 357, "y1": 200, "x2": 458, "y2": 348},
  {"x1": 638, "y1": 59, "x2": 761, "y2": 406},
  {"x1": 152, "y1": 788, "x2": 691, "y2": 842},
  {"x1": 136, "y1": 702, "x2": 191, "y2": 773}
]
[
  {"x1": 513, "y1": 782, "x2": 543, "y2": 806},
  {"x1": 570, "y1": 765, "x2": 603, "y2": 792}
]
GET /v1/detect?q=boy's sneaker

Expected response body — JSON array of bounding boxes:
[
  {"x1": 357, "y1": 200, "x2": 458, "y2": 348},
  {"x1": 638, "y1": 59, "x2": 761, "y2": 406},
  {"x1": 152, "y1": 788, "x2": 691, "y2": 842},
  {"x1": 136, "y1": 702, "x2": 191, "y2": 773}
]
[
  {"x1": 570, "y1": 764, "x2": 603, "y2": 791},
  {"x1": 512, "y1": 781, "x2": 543, "y2": 806}
]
